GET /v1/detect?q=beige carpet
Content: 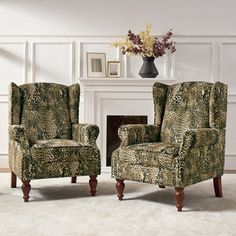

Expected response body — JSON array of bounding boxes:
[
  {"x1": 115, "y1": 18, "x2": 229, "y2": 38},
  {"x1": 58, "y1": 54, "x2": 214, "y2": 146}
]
[{"x1": 0, "y1": 173, "x2": 236, "y2": 236}]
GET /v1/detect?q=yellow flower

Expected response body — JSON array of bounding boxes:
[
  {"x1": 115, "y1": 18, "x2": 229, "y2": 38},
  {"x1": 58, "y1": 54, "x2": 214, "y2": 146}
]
[{"x1": 111, "y1": 23, "x2": 176, "y2": 58}]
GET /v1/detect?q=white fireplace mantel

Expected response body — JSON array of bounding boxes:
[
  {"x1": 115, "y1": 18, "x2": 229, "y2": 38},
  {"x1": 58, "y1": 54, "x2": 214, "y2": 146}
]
[{"x1": 78, "y1": 77, "x2": 172, "y2": 172}]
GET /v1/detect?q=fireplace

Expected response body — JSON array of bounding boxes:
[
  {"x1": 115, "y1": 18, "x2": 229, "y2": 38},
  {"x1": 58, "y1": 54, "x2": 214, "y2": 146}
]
[
  {"x1": 78, "y1": 78, "x2": 158, "y2": 171},
  {"x1": 106, "y1": 115, "x2": 148, "y2": 166}
]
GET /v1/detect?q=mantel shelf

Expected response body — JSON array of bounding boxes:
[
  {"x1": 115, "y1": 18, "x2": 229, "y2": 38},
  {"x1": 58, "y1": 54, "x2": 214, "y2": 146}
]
[{"x1": 78, "y1": 77, "x2": 177, "y2": 88}]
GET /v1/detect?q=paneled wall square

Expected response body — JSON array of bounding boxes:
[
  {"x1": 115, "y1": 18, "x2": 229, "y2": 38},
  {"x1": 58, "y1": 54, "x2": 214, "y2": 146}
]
[
  {"x1": 172, "y1": 42, "x2": 213, "y2": 82},
  {"x1": 0, "y1": 42, "x2": 27, "y2": 95},
  {"x1": 225, "y1": 102, "x2": 236, "y2": 155},
  {"x1": 220, "y1": 42, "x2": 236, "y2": 95},
  {"x1": 0, "y1": 102, "x2": 8, "y2": 154},
  {"x1": 32, "y1": 42, "x2": 75, "y2": 84}
]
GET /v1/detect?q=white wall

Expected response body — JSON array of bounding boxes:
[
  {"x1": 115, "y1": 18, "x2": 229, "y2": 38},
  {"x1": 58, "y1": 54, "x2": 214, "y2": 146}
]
[
  {"x1": 0, "y1": 0, "x2": 236, "y2": 169},
  {"x1": 1, "y1": 0, "x2": 236, "y2": 36}
]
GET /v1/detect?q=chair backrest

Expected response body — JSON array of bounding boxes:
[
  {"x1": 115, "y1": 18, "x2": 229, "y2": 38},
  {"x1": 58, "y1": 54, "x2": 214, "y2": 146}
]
[
  {"x1": 153, "y1": 81, "x2": 227, "y2": 144},
  {"x1": 9, "y1": 82, "x2": 80, "y2": 145}
]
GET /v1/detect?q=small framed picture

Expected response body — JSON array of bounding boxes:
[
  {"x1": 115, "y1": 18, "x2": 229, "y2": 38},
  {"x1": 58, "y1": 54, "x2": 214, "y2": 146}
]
[
  {"x1": 107, "y1": 61, "x2": 121, "y2": 78},
  {"x1": 87, "y1": 52, "x2": 106, "y2": 77}
]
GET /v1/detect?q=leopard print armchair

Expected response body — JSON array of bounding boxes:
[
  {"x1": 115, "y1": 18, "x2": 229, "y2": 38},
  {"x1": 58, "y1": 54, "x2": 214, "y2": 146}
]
[
  {"x1": 111, "y1": 81, "x2": 227, "y2": 211},
  {"x1": 9, "y1": 82, "x2": 100, "y2": 202}
]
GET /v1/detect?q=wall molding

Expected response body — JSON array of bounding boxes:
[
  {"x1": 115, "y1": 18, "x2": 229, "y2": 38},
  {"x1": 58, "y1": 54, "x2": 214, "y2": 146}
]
[
  {"x1": 0, "y1": 41, "x2": 28, "y2": 94},
  {"x1": 31, "y1": 42, "x2": 75, "y2": 84},
  {"x1": 1, "y1": 34, "x2": 236, "y2": 169}
]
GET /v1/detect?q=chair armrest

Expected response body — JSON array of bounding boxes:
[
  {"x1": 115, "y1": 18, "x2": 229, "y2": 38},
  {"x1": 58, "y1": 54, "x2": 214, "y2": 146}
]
[
  {"x1": 72, "y1": 124, "x2": 99, "y2": 146},
  {"x1": 9, "y1": 125, "x2": 30, "y2": 149},
  {"x1": 118, "y1": 124, "x2": 160, "y2": 147},
  {"x1": 179, "y1": 128, "x2": 222, "y2": 156},
  {"x1": 175, "y1": 128, "x2": 226, "y2": 187}
]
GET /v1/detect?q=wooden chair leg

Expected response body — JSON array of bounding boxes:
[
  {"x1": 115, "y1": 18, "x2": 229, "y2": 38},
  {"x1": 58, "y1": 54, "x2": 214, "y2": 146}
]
[
  {"x1": 89, "y1": 175, "x2": 97, "y2": 196},
  {"x1": 175, "y1": 187, "x2": 184, "y2": 211},
  {"x1": 11, "y1": 171, "x2": 17, "y2": 188},
  {"x1": 116, "y1": 179, "x2": 125, "y2": 200},
  {"x1": 71, "y1": 176, "x2": 77, "y2": 183},
  {"x1": 21, "y1": 180, "x2": 31, "y2": 202},
  {"x1": 213, "y1": 176, "x2": 223, "y2": 197}
]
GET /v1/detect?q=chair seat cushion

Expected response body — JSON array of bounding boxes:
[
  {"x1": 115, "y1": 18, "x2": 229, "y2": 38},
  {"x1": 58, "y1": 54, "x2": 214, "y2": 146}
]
[
  {"x1": 118, "y1": 142, "x2": 180, "y2": 168},
  {"x1": 31, "y1": 139, "x2": 96, "y2": 163}
]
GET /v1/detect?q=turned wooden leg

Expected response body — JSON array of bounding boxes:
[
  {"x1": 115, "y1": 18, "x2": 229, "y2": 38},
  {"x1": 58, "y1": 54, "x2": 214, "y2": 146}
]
[
  {"x1": 175, "y1": 187, "x2": 184, "y2": 212},
  {"x1": 21, "y1": 180, "x2": 31, "y2": 202},
  {"x1": 159, "y1": 185, "x2": 165, "y2": 188},
  {"x1": 89, "y1": 175, "x2": 97, "y2": 196},
  {"x1": 213, "y1": 176, "x2": 223, "y2": 197},
  {"x1": 11, "y1": 171, "x2": 17, "y2": 188},
  {"x1": 116, "y1": 179, "x2": 125, "y2": 200},
  {"x1": 71, "y1": 176, "x2": 77, "y2": 183}
]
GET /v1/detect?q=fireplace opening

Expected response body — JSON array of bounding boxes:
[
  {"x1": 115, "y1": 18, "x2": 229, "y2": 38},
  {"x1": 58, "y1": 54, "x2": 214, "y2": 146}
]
[{"x1": 106, "y1": 115, "x2": 148, "y2": 166}]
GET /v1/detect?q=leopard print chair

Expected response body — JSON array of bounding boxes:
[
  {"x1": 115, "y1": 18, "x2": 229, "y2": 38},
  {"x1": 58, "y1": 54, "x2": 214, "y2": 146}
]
[
  {"x1": 112, "y1": 81, "x2": 227, "y2": 211},
  {"x1": 9, "y1": 82, "x2": 100, "y2": 202}
]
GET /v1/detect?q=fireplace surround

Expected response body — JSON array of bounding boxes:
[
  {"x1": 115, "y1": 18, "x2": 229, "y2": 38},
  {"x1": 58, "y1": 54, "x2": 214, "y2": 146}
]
[{"x1": 78, "y1": 78, "x2": 170, "y2": 172}]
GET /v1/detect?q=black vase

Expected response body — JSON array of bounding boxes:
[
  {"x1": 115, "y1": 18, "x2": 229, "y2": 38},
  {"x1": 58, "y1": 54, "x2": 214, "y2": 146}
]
[{"x1": 139, "y1": 56, "x2": 159, "y2": 78}]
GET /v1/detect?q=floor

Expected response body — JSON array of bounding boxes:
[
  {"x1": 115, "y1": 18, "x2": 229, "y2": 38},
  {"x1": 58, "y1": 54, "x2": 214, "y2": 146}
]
[{"x1": 0, "y1": 173, "x2": 236, "y2": 236}]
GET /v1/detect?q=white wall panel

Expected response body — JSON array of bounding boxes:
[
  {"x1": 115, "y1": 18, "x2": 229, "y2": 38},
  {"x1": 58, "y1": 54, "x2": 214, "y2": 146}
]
[
  {"x1": 225, "y1": 102, "x2": 236, "y2": 155},
  {"x1": 0, "y1": 155, "x2": 9, "y2": 169},
  {"x1": 0, "y1": 43, "x2": 26, "y2": 94},
  {"x1": 0, "y1": 36, "x2": 235, "y2": 170},
  {"x1": 0, "y1": 103, "x2": 8, "y2": 154},
  {"x1": 173, "y1": 43, "x2": 213, "y2": 82},
  {"x1": 33, "y1": 42, "x2": 74, "y2": 85},
  {"x1": 220, "y1": 43, "x2": 236, "y2": 95}
]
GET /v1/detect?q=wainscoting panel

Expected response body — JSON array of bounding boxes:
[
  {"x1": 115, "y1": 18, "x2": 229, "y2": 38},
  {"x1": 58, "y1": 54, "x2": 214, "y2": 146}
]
[
  {"x1": 220, "y1": 42, "x2": 236, "y2": 95},
  {"x1": 172, "y1": 42, "x2": 213, "y2": 82},
  {"x1": 0, "y1": 42, "x2": 27, "y2": 95},
  {"x1": 32, "y1": 42, "x2": 75, "y2": 84},
  {"x1": 0, "y1": 35, "x2": 236, "y2": 170},
  {"x1": 0, "y1": 102, "x2": 8, "y2": 154},
  {"x1": 225, "y1": 102, "x2": 236, "y2": 154}
]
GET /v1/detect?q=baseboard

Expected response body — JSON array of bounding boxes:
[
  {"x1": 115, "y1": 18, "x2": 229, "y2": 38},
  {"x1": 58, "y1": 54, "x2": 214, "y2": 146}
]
[
  {"x1": 0, "y1": 168, "x2": 11, "y2": 173},
  {"x1": 224, "y1": 169, "x2": 236, "y2": 174},
  {"x1": 1, "y1": 167, "x2": 236, "y2": 174}
]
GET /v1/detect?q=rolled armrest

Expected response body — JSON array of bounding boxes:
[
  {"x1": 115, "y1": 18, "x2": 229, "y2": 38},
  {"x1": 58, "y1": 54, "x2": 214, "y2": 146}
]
[
  {"x1": 175, "y1": 128, "x2": 226, "y2": 187},
  {"x1": 72, "y1": 124, "x2": 99, "y2": 146},
  {"x1": 118, "y1": 124, "x2": 160, "y2": 147},
  {"x1": 179, "y1": 128, "x2": 224, "y2": 156},
  {"x1": 9, "y1": 125, "x2": 30, "y2": 149}
]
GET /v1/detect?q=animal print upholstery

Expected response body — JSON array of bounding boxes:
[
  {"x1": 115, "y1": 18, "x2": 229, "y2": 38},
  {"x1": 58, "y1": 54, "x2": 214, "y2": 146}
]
[
  {"x1": 9, "y1": 82, "x2": 100, "y2": 181},
  {"x1": 111, "y1": 81, "x2": 227, "y2": 187}
]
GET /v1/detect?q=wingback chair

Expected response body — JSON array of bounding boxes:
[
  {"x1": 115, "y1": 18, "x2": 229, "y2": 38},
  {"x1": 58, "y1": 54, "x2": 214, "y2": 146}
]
[
  {"x1": 9, "y1": 82, "x2": 100, "y2": 202},
  {"x1": 111, "y1": 81, "x2": 227, "y2": 211}
]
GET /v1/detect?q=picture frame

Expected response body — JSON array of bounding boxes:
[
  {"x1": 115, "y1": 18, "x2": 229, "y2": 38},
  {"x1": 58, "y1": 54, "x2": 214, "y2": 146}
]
[
  {"x1": 107, "y1": 61, "x2": 121, "y2": 78},
  {"x1": 87, "y1": 52, "x2": 106, "y2": 78}
]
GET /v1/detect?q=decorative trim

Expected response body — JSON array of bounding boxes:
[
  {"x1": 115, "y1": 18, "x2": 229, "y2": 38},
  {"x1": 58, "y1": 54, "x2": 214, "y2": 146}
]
[
  {"x1": 0, "y1": 99, "x2": 8, "y2": 104},
  {"x1": 0, "y1": 168, "x2": 10, "y2": 173},
  {"x1": 0, "y1": 41, "x2": 28, "y2": 94},
  {"x1": 219, "y1": 42, "x2": 236, "y2": 92},
  {"x1": 31, "y1": 42, "x2": 75, "y2": 83},
  {"x1": 171, "y1": 42, "x2": 214, "y2": 82},
  {"x1": 2, "y1": 34, "x2": 236, "y2": 38}
]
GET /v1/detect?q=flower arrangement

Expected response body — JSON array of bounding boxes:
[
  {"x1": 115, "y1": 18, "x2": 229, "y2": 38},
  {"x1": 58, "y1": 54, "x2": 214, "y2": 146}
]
[{"x1": 112, "y1": 24, "x2": 176, "y2": 58}]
